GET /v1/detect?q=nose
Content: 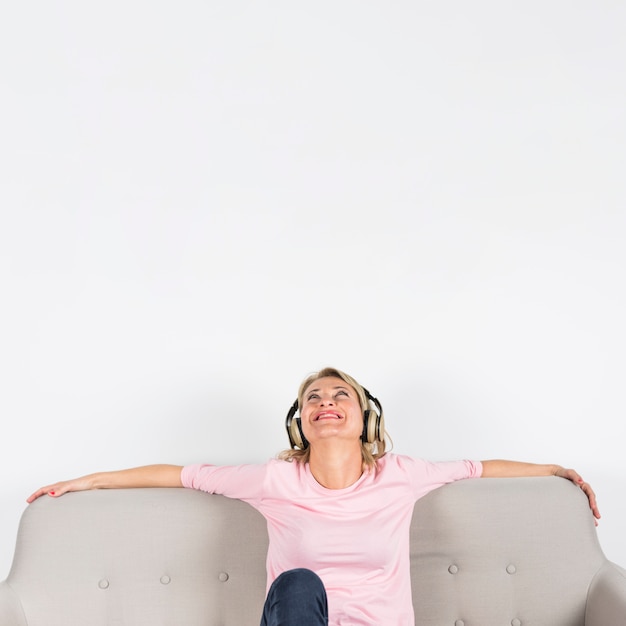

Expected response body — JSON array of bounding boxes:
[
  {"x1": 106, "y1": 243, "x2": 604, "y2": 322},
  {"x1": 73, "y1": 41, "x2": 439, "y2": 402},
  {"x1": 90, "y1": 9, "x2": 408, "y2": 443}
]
[{"x1": 319, "y1": 395, "x2": 335, "y2": 406}]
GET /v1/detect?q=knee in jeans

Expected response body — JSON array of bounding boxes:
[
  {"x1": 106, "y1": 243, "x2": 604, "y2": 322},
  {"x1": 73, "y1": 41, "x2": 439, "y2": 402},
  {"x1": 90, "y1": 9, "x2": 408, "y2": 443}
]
[{"x1": 272, "y1": 568, "x2": 324, "y2": 595}]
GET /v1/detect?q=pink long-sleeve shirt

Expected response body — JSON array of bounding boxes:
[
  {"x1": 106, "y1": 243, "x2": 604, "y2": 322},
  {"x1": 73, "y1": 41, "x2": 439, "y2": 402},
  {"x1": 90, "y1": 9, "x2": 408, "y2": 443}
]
[{"x1": 182, "y1": 454, "x2": 482, "y2": 625}]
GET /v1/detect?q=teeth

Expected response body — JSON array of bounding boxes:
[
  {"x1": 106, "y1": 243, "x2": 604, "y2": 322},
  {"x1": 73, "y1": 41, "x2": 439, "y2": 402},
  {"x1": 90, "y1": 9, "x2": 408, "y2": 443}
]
[{"x1": 317, "y1": 413, "x2": 341, "y2": 420}]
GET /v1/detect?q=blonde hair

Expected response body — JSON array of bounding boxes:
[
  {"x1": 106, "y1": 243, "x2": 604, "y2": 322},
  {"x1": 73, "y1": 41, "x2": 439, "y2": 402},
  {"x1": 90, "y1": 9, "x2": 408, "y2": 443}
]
[{"x1": 278, "y1": 367, "x2": 390, "y2": 470}]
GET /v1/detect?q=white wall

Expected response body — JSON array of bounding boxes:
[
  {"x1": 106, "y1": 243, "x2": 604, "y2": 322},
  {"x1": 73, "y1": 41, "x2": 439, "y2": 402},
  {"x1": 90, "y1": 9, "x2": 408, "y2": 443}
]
[{"x1": 2, "y1": 2, "x2": 625, "y2": 579}]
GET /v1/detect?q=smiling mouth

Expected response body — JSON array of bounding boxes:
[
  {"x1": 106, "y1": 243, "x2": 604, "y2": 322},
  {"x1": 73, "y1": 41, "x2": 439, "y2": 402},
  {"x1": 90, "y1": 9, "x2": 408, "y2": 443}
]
[{"x1": 315, "y1": 412, "x2": 343, "y2": 421}]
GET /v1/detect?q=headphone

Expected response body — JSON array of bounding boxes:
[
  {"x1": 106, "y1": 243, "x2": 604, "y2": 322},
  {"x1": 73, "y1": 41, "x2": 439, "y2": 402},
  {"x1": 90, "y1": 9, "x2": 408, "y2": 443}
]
[{"x1": 285, "y1": 388, "x2": 385, "y2": 450}]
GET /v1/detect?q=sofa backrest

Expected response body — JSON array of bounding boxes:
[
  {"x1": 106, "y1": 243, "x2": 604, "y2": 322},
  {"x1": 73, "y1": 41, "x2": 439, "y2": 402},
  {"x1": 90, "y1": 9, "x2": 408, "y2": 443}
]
[
  {"x1": 410, "y1": 476, "x2": 605, "y2": 626},
  {"x1": 1, "y1": 477, "x2": 607, "y2": 626},
  {"x1": 5, "y1": 488, "x2": 268, "y2": 626}
]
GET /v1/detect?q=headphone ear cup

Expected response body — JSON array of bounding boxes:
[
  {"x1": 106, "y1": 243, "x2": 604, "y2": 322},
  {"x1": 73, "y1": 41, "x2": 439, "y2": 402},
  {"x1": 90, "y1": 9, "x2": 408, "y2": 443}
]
[
  {"x1": 291, "y1": 417, "x2": 308, "y2": 450},
  {"x1": 362, "y1": 389, "x2": 385, "y2": 445},
  {"x1": 285, "y1": 400, "x2": 308, "y2": 450},
  {"x1": 362, "y1": 409, "x2": 383, "y2": 444}
]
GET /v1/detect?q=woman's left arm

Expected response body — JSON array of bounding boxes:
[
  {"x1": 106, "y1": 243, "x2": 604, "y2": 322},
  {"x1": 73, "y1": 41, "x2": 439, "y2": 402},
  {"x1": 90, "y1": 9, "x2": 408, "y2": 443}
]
[{"x1": 481, "y1": 459, "x2": 601, "y2": 523}]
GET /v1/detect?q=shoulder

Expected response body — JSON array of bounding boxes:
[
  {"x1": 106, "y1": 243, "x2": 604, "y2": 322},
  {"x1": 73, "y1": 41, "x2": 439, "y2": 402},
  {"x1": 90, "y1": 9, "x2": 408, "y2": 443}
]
[
  {"x1": 374, "y1": 455, "x2": 482, "y2": 500},
  {"x1": 376, "y1": 453, "x2": 423, "y2": 471},
  {"x1": 375, "y1": 454, "x2": 482, "y2": 481},
  {"x1": 265, "y1": 457, "x2": 309, "y2": 482},
  {"x1": 266, "y1": 457, "x2": 299, "y2": 474},
  {"x1": 372, "y1": 453, "x2": 425, "y2": 480}
]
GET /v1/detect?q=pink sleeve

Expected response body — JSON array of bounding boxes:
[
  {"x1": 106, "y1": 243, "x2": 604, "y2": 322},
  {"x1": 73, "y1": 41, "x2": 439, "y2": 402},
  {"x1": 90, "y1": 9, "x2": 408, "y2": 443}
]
[
  {"x1": 396, "y1": 456, "x2": 483, "y2": 500},
  {"x1": 181, "y1": 463, "x2": 268, "y2": 503}
]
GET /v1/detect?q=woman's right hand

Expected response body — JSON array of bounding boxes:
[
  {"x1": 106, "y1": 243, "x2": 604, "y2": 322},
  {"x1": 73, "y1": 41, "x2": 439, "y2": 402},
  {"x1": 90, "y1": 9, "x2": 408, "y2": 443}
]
[{"x1": 27, "y1": 475, "x2": 95, "y2": 503}]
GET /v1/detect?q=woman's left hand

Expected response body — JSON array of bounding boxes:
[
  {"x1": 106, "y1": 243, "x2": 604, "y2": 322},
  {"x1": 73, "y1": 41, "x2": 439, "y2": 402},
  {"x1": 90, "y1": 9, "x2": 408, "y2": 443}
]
[{"x1": 555, "y1": 467, "x2": 601, "y2": 524}]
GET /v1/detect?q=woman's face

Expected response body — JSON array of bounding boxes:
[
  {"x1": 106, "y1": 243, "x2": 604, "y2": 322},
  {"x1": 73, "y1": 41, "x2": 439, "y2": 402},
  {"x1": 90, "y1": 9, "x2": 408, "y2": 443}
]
[{"x1": 299, "y1": 376, "x2": 363, "y2": 446}]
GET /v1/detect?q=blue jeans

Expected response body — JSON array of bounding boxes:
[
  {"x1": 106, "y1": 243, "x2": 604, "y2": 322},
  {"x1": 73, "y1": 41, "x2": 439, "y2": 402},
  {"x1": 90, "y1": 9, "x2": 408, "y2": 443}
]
[{"x1": 260, "y1": 568, "x2": 328, "y2": 626}]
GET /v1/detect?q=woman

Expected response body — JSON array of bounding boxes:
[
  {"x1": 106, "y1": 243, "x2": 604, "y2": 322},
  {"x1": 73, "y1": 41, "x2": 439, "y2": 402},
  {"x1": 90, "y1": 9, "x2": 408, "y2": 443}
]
[{"x1": 28, "y1": 367, "x2": 600, "y2": 626}]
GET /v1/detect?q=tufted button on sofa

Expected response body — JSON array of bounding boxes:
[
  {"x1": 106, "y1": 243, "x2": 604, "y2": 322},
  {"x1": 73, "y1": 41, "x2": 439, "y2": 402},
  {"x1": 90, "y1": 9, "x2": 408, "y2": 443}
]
[{"x1": 1, "y1": 476, "x2": 625, "y2": 625}]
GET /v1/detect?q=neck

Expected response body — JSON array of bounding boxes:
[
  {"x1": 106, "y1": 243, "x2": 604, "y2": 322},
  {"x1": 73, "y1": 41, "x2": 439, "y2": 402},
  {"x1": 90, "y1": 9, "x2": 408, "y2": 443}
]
[{"x1": 308, "y1": 442, "x2": 364, "y2": 489}]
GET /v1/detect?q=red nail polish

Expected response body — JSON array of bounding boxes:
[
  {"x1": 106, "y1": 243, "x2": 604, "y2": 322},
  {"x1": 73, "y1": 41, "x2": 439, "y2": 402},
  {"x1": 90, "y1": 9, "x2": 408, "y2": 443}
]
[{"x1": 49, "y1": 491, "x2": 55, "y2": 495}]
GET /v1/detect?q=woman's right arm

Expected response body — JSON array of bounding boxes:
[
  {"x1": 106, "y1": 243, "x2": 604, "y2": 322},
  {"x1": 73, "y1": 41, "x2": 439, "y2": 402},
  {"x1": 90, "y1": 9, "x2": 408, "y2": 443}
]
[{"x1": 26, "y1": 464, "x2": 184, "y2": 503}]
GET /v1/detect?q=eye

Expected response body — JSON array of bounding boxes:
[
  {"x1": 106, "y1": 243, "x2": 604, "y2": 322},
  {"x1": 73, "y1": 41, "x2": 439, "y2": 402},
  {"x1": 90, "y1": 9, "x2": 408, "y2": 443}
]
[
  {"x1": 335, "y1": 390, "x2": 349, "y2": 398},
  {"x1": 306, "y1": 393, "x2": 320, "y2": 401}
]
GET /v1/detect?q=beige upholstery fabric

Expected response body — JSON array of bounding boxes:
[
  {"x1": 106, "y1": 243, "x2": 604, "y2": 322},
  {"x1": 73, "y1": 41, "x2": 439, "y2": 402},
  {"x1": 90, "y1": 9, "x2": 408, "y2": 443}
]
[
  {"x1": 411, "y1": 477, "x2": 612, "y2": 625},
  {"x1": 1, "y1": 477, "x2": 625, "y2": 625}
]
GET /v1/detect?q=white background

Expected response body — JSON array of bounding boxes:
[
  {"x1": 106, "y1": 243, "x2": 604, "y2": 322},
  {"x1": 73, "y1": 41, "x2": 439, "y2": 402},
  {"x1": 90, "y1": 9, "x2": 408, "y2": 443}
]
[{"x1": 1, "y1": 2, "x2": 625, "y2": 578}]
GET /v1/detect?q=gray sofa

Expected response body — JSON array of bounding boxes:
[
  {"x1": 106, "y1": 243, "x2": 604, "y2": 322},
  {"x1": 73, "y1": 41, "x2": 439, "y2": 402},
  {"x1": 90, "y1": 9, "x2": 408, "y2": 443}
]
[{"x1": 1, "y1": 476, "x2": 625, "y2": 625}]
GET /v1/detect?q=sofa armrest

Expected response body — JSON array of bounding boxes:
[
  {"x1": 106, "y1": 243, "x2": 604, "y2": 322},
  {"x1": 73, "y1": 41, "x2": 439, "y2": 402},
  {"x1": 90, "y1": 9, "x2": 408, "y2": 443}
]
[
  {"x1": 0, "y1": 582, "x2": 28, "y2": 626},
  {"x1": 586, "y1": 562, "x2": 626, "y2": 625}
]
